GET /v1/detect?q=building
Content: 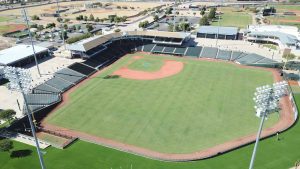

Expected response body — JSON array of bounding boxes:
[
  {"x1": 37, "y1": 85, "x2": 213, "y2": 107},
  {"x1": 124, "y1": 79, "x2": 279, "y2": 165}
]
[
  {"x1": 245, "y1": 25, "x2": 300, "y2": 49},
  {"x1": 197, "y1": 26, "x2": 239, "y2": 40},
  {"x1": 0, "y1": 45, "x2": 49, "y2": 67}
]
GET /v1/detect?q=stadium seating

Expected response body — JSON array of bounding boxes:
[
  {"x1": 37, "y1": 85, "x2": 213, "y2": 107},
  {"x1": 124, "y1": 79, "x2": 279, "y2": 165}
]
[
  {"x1": 45, "y1": 77, "x2": 74, "y2": 92},
  {"x1": 185, "y1": 46, "x2": 202, "y2": 58},
  {"x1": 216, "y1": 50, "x2": 232, "y2": 61},
  {"x1": 152, "y1": 45, "x2": 164, "y2": 53},
  {"x1": 200, "y1": 47, "x2": 218, "y2": 59},
  {"x1": 143, "y1": 44, "x2": 156, "y2": 52},
  {"x1": 25, "y1": 93, "x2": 61, "y2": 106},
  {"x1": 163, "y1": 46, "x2": 176, "y2": 54},
  {"x1": 55, "y1": 68, "x2": 86, "y2": 84},
  {"x1": 68, "y1": 63, "x2": 96, "y2": 76},
  {"x1": 230, "y1": 51, "x2": 244, "y2": 61},
  {"x1": 33, "y1": 83, "x2": 60, "y2": 94},
  {"x1": 235, "y1": 53, "x2": 265, "y2": 64},
  {"x1": 174, "y1": 47, "x2": 187, "y2": 55}
]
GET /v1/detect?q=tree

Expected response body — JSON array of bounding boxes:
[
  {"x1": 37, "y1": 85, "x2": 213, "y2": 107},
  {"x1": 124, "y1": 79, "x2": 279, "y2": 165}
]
[
  {"x1": 63, "y1": 24, "x2": 68, "y2": 30},
  {"x1": 95, "y1": 17, "x2": 100, "y2": 22},
  {"x1": 71, "y1": 25, "x2": 76, "y2": 30},
  {"x1": 199, "y1": 15, "x2": 209, "y2": 25},
  {"x1": 59, "y1": 30, "x2": 68, "y2": 40},
  {"x1": 114, "y1": 16, "x2": 121, "y2": 23},
  {"x1": 122, "y1": 6, "x2": 128, "y2": 9},
  {"x1": 76, "y1": 15, "x2": 84, "y2": 20},
  {"x1": 30, "y1": 24, "x2": 37, "y2": 28},
  {"x1": 179, "y1": 22, "x2": 190, "y2": 31},
  {"x1": 168, "y1": 23, "x2": 174, "y2": 32},
  {"x1": 56, "y1": 17, "x2": 63, "y2": 22},
  {"x1": 0, "y1": 139, "x2": 13, "y2": 153},
  {"x1": 165, "y1": 7, "x2": 173, "y2": 15},
  {"x1": 200, "y1": 10, "x2": 205, "y2": 16},
  {"x1": 76, "y1": 25, "x2": 81, "y2": 31},
  {"x1": 89, "y1": 14, "x2": 94, "y2": 21},
  {"x1": 176, "y1": 11, "x2": 179, "y2": 15},
  {"x1": 208, "y1": 7, "x2": 216, "y2": 20},
  {"x1": 138, "y1": 20, "x2": 149, "y2": 28},
  {"x1": 86, "y1": 24, "x2": 93, "y2": 32},
  {"x1": 37, "y1": 25, "x2": 44, "y2": 31},
  {"x1": 117, "y1": 6, "x2": 121, "y2": 9},
  {"x1": 114, "y1": 28, "x2": 121, "y2": 32},
  {"x1": 84, "y1": 16, "x2": 88, "y2": 22},
  {"x1": 64, "y1": 18, "x2": 70, "y2": 23},
  {"x1": 31, "y1": 15, "x2": 40, "y2": 20},
  {"x1": 283, "y1": 53, "x2": 296, "y2": 69},
  {"x1": 0, "y1": 109, "x2": 16, "y2": 124},
  {"x1": 46, "y1": 23, "x2": 56, "y2": 29},
  {"x1": 153, "y1": 15, "x2": 159, "y2": 21}
]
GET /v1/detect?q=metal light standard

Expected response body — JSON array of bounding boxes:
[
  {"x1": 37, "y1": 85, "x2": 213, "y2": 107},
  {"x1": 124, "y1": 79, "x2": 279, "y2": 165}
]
[
  {"x1": 55, "y1": 0, "x2": 66, "y2": 49},
  {"x1": 249, "y1": 81, "x2": 288, "y2": 169},
  {"x1": 21, "y1": 8, "x2": 41, "y2": 77},
  {"x1": 3, "y1": 66, "x2": 46, "y2": 169}
]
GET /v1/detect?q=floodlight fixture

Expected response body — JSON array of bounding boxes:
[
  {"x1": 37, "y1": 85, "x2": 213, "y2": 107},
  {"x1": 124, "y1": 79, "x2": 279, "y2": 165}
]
[
  {"x1": 3, "y1": 66, "x2": 46, "y2": 169},
  {"x1": 249, "y1": 81, "x2": 288, "y2": 169}
]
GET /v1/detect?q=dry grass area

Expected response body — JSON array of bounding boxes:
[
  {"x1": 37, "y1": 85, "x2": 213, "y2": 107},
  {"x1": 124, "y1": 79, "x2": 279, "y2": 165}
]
[{"x1": 0, "y1": 1, "x2": 168, "y2": 17}]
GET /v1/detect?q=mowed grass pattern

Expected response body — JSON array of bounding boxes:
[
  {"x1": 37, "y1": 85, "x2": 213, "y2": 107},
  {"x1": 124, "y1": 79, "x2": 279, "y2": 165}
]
[
  {"x1": 127, "y1": 58, "x2": 164, "y2": 72},
  {"x1": 45, "y1": 53, "x2": 276, "y2": 154}
]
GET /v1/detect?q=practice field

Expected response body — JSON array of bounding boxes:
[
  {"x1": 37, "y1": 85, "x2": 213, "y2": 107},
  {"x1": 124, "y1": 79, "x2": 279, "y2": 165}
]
[
  {"x1": 44, "y1": 53, "x2": 277, "y2": 154},
  {"x1": 212, "y1": 7, "x2": 252, "y2": 28}
]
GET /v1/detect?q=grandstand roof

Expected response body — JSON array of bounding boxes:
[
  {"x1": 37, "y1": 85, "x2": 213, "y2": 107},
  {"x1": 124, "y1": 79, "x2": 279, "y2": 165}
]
[
  {"x1": 198, "y1": 26, "x2": 239, "y2": 36},
  {"x1": 248, "y1": 31, "x2": 298, "y2": 45},
  {"x1": 0, "y1": 45, "x2": 48, "y2": 66},
  {"x1": 67, "y1": 31, "x2": 190, "y2": 52}
]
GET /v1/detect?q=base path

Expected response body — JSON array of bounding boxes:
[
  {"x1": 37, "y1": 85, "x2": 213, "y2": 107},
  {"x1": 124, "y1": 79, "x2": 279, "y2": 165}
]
[
  {"x1": 41, "y1": 57, "x2": 296, "y2": 161},
  {"x1": 113, "y1": 59, "x2": 184, "y2": 80}
]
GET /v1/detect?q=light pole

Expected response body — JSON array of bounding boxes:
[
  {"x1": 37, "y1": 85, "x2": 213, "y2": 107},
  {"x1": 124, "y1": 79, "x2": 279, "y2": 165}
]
[
  {"x1": 249, "y1": 81, "x2": 288, "y2": 169},
  {"x1": 3, "y1": 66, "x2": 46, "y2": 169},
  {"x1": 55, "y1": 0, "x2": 66, "y2": 49},
  {"x1": 21, "y1": 8, "x2": 41, "y2": 77}
]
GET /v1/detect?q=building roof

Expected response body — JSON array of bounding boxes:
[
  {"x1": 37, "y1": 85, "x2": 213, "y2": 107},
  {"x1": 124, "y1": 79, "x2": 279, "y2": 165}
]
[
  {"x1": 248, "y1": 31, "x2": 298, "y2": 45},
  {"x1": 0, "y1": 45, "x2": 48, "y2": 66},
  {"x1": 248, "y1": 25, "x2": 300, "y2": 39},
  {"x1": 67, "y1": 31, "x2": 191, "y2": 52},
  {"x1": 198, "y1": 26, "x2": 239, "y2": 35}
]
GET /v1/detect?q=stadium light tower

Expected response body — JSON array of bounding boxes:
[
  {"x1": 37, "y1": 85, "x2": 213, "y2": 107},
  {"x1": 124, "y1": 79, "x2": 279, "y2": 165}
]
[
  {"x1": 55, "y1": 0, "x2": 66, "y2": 50},
  {"x1": 249, "y1": 81, "x2": 288, "y2": 169},
  {"x1": 4, "y1": 66, "x2": 46, "y2": 169},
  {"x1": 21, "y1": 8, "x2": 41, "y2": 77}
]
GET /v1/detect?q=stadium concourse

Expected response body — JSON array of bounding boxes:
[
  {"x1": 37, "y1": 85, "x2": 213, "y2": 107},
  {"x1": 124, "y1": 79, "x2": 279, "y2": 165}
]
[{"x1": 2, "y1": 30, "x2": 290, "y2": 160}]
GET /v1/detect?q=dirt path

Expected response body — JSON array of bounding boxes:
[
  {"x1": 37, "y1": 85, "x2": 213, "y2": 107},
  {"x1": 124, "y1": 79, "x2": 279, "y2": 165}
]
[{"x1": 41, "y1": 55, "x2": 296, "y2": 161}]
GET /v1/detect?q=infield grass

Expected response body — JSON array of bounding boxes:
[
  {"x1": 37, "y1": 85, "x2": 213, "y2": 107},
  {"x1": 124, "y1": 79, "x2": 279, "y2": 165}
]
[{"x1": 45, "y1": 53, "x2": 276, "y2": 154}]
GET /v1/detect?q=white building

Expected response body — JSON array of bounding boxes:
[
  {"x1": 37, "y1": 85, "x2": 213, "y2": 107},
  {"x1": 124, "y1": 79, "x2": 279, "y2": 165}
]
[{"x1": 245, "y1": 25, "x2": 300, "y2": 50}]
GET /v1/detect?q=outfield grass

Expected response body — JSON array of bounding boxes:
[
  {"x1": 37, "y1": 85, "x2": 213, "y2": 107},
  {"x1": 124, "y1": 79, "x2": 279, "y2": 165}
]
[
  {"x1": 211, "y1": 12, "x2": 252, "y2": 28},
  {"x1": 0, "y1": 94, "x2": 299, "y2": 169},
  {"x1": 45, "y1": 53, "x2": 275, "y2": 154}
]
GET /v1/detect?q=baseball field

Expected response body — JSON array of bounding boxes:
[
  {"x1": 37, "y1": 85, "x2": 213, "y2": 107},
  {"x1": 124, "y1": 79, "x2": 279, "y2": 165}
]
[{"x1": 43, "y1": 53, "x2": 277, "y2": 154}]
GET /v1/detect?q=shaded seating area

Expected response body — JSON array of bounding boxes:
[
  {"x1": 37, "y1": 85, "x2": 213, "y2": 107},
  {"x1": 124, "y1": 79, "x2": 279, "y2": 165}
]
[
  {"x1": 33, "y1": 83, "x2": 60, "y2": 94},
  {"x1": 235, "y1": 53, "x2": 265, "y2": 64},
  {"x1": 25, "y1": 94, "x2": 61, "y2": 106},
  {"x1": 24, "y1": 93, "x2": 61, "y2": 112},
  {"x1": 217, "y1": 50, "x2": 232, "y2": 61},
  {"x1": 200, "y1": 47, "x2": 218, "y2": 59},
  {"x1": 184, "y1": 46, "x2": 202, "y2": 58},
  {"x1": 68, "y1": 63, "x2": 96, "y2": 76},
  {"x1": 55, "y1": 68, "x2": 86, "y2": 84},
  {"x1": 143, "y1": 44, "x2": 156, "y2": 52},
  {"x1": 230, "y1": 51, "x2": 244, "y2": 61},
  {"x1": 45, "y1": 77, "x2": 74, "y2": 92},
  {"x1": 163, "y1": 46, "x2": 176, "y2": 54},
  {"x1": 152, "y1": 45, "x2": 164, "y2": 53},
  {"x1": 174, "y1": 47, "x2": 187, "y2": 55}
]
